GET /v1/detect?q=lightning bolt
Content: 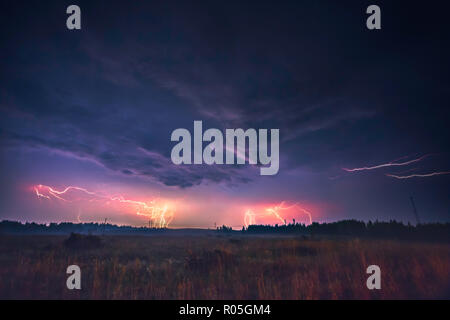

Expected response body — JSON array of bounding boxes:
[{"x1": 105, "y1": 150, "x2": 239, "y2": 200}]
[
  {"x1": 244, "y1": 201, "x2": 313, "y2": 227},
  {"x1": 48, "y1": 186, "x2": 97, "y2": 196},
  {"x1": 77, "y1": 209, "x2": 82, "y2": 223},
  {"x1": 32, "y1": 184, "x2": 175, "y2": 228},
  {"x1": 244, "y1": 209, "x2": 256, "y2": 227},
  {"x1": 35, "y1": 187, "x2": 50, "y2": 199},
  {"x1": 265, "y1": 203, "x2": 290, "y2": 225},
  {"x1": 342, "y1": 154, "x2": 430, "y2": 172},
  {"x1": 386, "y1": 171, "x2": 450, "y2": 179}
]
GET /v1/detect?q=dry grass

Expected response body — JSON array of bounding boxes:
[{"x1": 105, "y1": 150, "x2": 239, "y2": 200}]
[{"x1": 0, "y1": 234, "x2": 448, "y2": 299}]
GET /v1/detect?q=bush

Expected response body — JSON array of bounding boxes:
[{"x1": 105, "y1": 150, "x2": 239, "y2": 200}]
[{"x1": 63, "y1": 233, "x2": 102, "y2": 250}]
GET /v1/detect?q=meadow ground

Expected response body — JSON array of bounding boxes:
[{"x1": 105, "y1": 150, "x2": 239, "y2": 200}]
[{"x1": 0, "y1": 233, "x2": 448, "y2": 299}]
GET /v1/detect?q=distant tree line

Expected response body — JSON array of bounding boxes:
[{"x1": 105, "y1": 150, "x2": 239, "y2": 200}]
[
  {"x1": 1, "y1": 219, "x2": 449, "y2": 241},
  {"x1": 242, "y1": 219, "x2": 450, "y2": 241},
  {"x1": 0, "y1": 220, "x2": 166, "y2": 235},
  {"x1": 216, "y1": 225, "x2": 233, "y2": 232}
]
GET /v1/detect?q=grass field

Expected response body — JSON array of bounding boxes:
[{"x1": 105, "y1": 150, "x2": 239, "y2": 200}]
[{"x1": 0, "y1": 233, "x2": 448, "y2": 299}]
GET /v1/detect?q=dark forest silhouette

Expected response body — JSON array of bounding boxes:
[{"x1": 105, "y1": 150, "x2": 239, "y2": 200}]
[
  {"x1": 240, "y1": 220, "x2": 450, "y2": 241},
  {"x1": 2, "y1": 219, "x2": 449, "y2": 241},
  {"x1": 0, "y1": 220, "x2": 164, "y2": 235}
]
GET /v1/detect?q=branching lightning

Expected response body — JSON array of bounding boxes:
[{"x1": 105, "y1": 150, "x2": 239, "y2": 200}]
[
  {"x1": 386, "y1": 171, "x2": 450, "y2": 179},
  {"x1": 342, "y1": 154, "x2": 430, "y2": 172},
  {"x1": 34, "y1": 187, "x2": 50, "y2": 199},
  {"x1": 342, "y1": 154, "x2": 449, "y2": 181},
  {"x1": 32, "y1": 184, "x2": 175, "y2": 227},
  {"x1": 244, "y1": 209, "x2": 256, "y2": 227},
  {"x1": 244, "y1": 201, "x2": 313, "y2": 227}
]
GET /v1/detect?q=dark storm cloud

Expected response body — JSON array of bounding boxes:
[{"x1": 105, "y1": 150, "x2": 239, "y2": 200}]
[
  {"x1": 3, "y1": 126, "x2": 253, "y2": 188},
  {"x1": 1, "y1": 0, "x2": 449, "y2": 193}
]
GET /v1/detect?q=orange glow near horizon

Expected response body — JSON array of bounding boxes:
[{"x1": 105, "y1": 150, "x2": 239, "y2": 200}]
[
  {"x1": 244, "y1": 201, "x2": 313, "y2": 227},
  {"x1": 32, "y1": 184, "x2": 175, "y2": 228},
  {"x1": 32, "y1": 185, "x2": 320, "y2": 229}
]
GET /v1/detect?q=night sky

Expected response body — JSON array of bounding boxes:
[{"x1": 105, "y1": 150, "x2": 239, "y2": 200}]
[{"x1": 1, "y1": 0, "x2": 449, "y2": 228}]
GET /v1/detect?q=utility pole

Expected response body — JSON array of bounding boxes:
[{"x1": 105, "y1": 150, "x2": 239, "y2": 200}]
[{"x1": 409, "y1": 196, "x2": 421, "y2": 225}]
